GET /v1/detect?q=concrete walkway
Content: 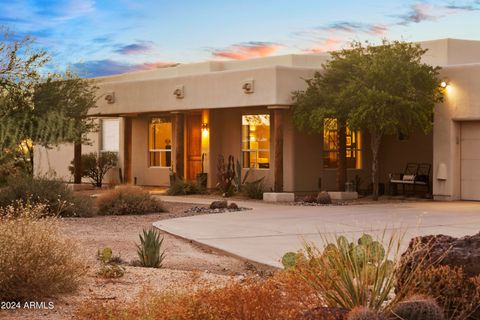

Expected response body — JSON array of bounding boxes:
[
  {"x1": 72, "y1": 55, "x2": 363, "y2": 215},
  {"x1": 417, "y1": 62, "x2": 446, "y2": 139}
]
[{"x1": 153, "y1": 197, "x2": 480, "y2": 268}]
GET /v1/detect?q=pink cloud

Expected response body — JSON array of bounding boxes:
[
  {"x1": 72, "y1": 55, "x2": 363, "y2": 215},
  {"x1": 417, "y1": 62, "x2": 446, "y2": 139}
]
[
  {"x1": 305, "y1": 37, "x2": 343, "y2": 53},
  {"x1": 212, "y1": 42, "x2": 283, "y2": 60}
]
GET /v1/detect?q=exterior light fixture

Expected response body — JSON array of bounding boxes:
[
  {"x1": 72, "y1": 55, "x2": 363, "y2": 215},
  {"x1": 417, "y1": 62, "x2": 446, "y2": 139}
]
[
  {"x1": 201, "y1": 122, "x2": 209, "y2": 132},
  {"x1": 440, "y1": 80, "x2": 449, "y2": 88}
]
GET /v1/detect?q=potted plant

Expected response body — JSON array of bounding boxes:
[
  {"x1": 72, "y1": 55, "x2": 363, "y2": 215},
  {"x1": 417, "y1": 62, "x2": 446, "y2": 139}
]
[{"x1": 196, "y1": 153, "x2": 208, "y2": 188}]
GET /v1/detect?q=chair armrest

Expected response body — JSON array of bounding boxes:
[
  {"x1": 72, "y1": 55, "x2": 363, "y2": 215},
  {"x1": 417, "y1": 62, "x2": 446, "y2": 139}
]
[{"x1": 389, "y1": 173, "x2": 403, "y2": 180}]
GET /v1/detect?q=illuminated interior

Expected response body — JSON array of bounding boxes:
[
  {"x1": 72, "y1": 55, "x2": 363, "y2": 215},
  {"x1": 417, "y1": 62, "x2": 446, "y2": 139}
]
[
  {"x1": 323, "y1": 118, "x2": 362, "y2": 169},
  {"x1": 149, "y1": 117, "x2": 172, "y2": 167},
  {"x1": 242, "y1": 114, "x2": 270, "y2": 169}
]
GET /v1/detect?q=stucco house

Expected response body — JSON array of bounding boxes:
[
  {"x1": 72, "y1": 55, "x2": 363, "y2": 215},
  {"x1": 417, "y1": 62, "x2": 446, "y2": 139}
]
[{"x1": 34, "y1": 38, "x2": 480, "y2": 201}]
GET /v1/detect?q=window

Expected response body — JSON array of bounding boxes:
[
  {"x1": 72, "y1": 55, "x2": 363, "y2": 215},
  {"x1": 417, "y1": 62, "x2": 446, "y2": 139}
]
[
  {"x1": 323, "y1": 119, "x2": 362, "y2": 169},
  {"x1": 101, "y1": 119, "x2": 119, "y2": 152},
  {"x1": 149, "y1": 117, "x2": 172, "y2": 167},
  {"x1": 242, "y1": 114, "x2": 270, "y2": 169}
]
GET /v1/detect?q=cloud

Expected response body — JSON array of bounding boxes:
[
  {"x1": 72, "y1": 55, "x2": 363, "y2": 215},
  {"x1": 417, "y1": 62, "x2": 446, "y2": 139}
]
[
  {"x1": 396, "y1": 2, "x2": 480, "y2": 26},
  {"x1": 115, "y1": 41, "x2": 155, "y2": 55},
  {"x1": 304, "y1": 37, "x2": 343, "y2": 53},
  {"x1": 34, "y1": 0, "x2": 95, "y2": 21},
  {"x1": 72, "y1": 59, "x2": 176, "y2": 77},
  {"x1": 319, "y1": 22, "x2": 388, "y2": 35},
  {"x1": 211, "y1": 41, "x2": 283, "y2": 60}
]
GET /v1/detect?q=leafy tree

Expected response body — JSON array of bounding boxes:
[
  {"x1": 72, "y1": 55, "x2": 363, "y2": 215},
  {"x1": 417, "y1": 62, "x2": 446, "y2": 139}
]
[
  {"x1": 292, "y1": 47, "x2": 364, "y2": 191},
  {"x1": 346, "y1": 40, "x2": 443, "y2": 199}
]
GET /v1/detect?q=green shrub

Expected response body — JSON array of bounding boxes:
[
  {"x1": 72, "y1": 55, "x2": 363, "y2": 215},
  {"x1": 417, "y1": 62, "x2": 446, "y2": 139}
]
[
  {"x1": 0, "y1": 203, "x2": 87, "y2": 300},
  {"x1": 69, "y1": 152, "x2": 118, "y2": 187},
  {"x1": 243, "y1": 178, "x2": 266, "y2": 199},
  {"x1": 167, "y1": 179, "x2": 201, "y2": 195},
  {"x1": 136, "y1": 228, "x2": 166, "y2": 268},
  {"x1": 97, "y1": 186, "x2": 164, "y2": 215},
  {"x1": 0, "y1": 174, "x2": 94, "y2": 217}
]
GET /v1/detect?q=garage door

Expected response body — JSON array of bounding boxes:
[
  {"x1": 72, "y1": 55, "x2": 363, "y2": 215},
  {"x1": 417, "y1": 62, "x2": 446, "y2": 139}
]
[{"x1": 461, "y1": 121, "x2": 480, "y2": 200}]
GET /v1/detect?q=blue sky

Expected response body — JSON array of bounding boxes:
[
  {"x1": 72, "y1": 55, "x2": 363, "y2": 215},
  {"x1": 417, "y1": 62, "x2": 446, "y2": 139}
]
[{"x1": 1, "y1": 0, "x2": 480, "y2": 77}]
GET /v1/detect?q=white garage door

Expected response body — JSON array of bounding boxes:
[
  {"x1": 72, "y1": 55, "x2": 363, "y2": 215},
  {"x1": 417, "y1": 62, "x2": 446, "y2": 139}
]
[{"x1": 461, "y1": 121, "x2": 480, "y2": 200}]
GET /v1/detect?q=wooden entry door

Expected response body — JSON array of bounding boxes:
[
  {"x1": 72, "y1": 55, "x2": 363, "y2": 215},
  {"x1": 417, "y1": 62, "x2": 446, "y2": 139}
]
[{"x1": 186, "y1": 113, "x2": 202, "y2": 181}]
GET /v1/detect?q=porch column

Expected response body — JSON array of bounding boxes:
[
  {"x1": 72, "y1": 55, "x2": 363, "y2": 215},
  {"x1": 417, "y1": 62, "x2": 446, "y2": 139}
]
[
  {"x1": 173, "y1": 112, "x2": 185, "y2": 179},
  {"x1": 123, "y1": 117, "x2": 132, "y2": 184},
  {"x1": 269, "y1": 106, "x2": 289, "y2": 192}
]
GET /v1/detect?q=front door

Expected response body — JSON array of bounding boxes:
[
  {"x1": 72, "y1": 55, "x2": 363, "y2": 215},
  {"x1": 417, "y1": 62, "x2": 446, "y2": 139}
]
[{"x1": 186, "y1": 113, "x2": 202, "y2": 181}]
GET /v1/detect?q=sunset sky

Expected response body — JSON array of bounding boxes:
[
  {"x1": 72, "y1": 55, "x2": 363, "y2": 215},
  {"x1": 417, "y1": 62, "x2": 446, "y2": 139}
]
[{"x1": 1, "y1": 0, "x2": 480, "y2": 77}]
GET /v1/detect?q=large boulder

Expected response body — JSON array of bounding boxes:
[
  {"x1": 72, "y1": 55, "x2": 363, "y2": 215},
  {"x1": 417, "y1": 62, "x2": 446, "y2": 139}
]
[
  {"x1": 210, "y1": 200, "x2": 228, "y2": 209},
  {"x1": 399, "y1": 233, "x2": 480, "y2": 279}
]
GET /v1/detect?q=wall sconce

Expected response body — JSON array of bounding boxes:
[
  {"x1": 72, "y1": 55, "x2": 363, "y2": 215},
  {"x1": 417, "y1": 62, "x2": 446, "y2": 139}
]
[
  {"x1": 440, "y1": 80, "x2": 449, "y2": 88},
  {"x1": 201, "y1": 122, "x2": 209, "y2": 133},
  {"x1": 105, "y1": 92, "x2": 115, "y2": 104},
  {"x1": 242, "y1": 79, "x2": 254, "y2": 94},
  {"x1": 173, "y1": 85, "x2": 185, "y2": 99}
]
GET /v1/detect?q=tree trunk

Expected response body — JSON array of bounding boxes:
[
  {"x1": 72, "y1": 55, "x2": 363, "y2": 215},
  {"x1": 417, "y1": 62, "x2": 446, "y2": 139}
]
[
  {"x1": 336, "y1": 120, "x2": 347, "y2": 192},
  {"x1": 370, "y1": 132, "x2": 382, "y2": 200},
  {"x1": 74, "y1": 140, "x2": 82, "y2": 184}
]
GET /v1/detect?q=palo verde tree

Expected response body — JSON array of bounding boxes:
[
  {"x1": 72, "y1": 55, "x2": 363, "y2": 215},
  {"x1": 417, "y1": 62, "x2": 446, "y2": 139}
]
[
  {"x1": 292, "y1": 47, "x2": 364, "y2": 191},
  {"x1": 346, "y1": 40, "x2": 443, "y2": 200}
]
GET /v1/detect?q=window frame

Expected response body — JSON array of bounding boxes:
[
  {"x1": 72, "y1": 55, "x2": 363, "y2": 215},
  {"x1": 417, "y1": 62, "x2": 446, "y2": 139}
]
[
  {"x1": 148, "y1": 117, "x2": 172, "y2": 168},
  {"x1": 100, "y1": 118, "x2": 120, "y2": 153},
  {"x1": 241, "y1": 113, "x2": 271, "y2": 170},
  {"x1": 323, "y1": 119, "x2": 362, "y2": 170}
]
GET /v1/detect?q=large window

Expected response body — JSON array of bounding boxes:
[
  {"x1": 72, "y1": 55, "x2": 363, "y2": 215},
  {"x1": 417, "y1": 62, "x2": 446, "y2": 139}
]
[
  {"x1": 101, "y1": 119, "x2": 120, "y2": 152},
  {"x1": 323, "y1": 119, "x2": 362, "y2": 169},
  {"x1": 242, "y1": 114, "x2": 270, "y2": 169},
  {"x1": 149, "y1": 117, "x2": 172, "y2": 167}
]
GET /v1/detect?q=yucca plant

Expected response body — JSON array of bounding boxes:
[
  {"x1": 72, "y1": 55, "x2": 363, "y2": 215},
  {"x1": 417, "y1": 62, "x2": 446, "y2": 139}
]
[
  {"x1": 136, "y1": 228, "x2": 166, "y2": 268},
  {"x1": 295, "y1": 231, "x2": 434, "y2": 312}
]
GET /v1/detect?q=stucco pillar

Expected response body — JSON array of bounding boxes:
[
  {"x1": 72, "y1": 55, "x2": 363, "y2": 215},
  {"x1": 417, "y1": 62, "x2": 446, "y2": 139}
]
[
  {"x1": 269, "y1": 106, "x2": 289, "y2": 192},
  {"x1": 173, "y1": 112, "x2": 185, "y2": 179},
  {"x1": 123, "y1": 117, "x2": 133, "y2": 184}
]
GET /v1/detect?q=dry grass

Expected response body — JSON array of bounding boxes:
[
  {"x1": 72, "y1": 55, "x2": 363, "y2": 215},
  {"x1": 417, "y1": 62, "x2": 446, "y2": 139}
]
[
  {"x1": 97, "y1": 186, "x2": 165, "y2": 215},
  {"x1": 0, "y1": 203, "x2": 87, "y2": 300},
  {"x1": 76, "y1": 271, "x2": 322, "y2": 320}
]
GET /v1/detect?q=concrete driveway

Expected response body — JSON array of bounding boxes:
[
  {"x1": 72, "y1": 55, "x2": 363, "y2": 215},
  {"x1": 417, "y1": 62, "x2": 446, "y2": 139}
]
[{"x1": 153, "y1": 197, "x2": 480, "y2": 268}]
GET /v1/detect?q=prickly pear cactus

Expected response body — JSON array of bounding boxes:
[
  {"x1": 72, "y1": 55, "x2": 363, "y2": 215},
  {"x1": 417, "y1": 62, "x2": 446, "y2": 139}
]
[{"x1": 391, "y1": 295, "x2": 445, "y2": 320}]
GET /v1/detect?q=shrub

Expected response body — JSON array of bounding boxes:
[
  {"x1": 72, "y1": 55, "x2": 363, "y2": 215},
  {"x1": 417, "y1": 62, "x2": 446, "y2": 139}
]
[
  {"x1": 0, "y1": 203, "x2": 87, "y2": 300},
  {"x1": 136, "y1": 228, "x2": 166, "y2": 268},
  {"x1": 96, "y1": 186, "x2": 164, "y2": 215},
  {"x1": 167, "y1": 179, "x2": 201, "y2": 195},
  {"x1": 76, "y1": 271, "x2": 320, "y2": 320},
  {"x1": 97, "y1": 264, "x2": 125, "y2": 279},
  {"x1": 69, "y1": 151, "x2": 118, "y2": 187},
  {"x1": 390, "y1": 295, "x2": 444, "y2": 320},
  {"x1": 0, "y1": 174, "x2": 94, "y2": 217},
  {"x1": 243, "y1": 177, "x2": 266, "y2": 199},
  {"x1": 401, "y1": 265, "x2": 480, "y2": 319},
  {"x1": 294, "y1": 232, "x2": 419, "y2": 311}
]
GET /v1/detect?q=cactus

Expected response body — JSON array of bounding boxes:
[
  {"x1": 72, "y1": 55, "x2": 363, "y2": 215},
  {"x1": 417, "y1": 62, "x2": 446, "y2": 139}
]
[
  {"x1": 391, "y1": 295, "x2": 445, "y2": 320},
  {"x1": 136, "y1": 228, "x2": 166, "y2": 268},
  {"x1": 347, "y1": 306, "x2": 383, "y2": 320},
  {"x1": 281, "y1": 252, "x2": 298, "y2": 269}
]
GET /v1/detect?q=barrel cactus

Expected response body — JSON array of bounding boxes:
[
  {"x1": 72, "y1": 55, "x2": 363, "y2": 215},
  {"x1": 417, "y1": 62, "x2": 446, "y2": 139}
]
[
  {"x1": 390, "y1": 295, "x2": 445, "y2": 320},
  {"x1": 347, "y1": 306, "x2": 383, "y2": 320}
]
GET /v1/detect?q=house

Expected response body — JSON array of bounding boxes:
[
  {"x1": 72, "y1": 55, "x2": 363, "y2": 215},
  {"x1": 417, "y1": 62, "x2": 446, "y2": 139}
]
[{"x1": 34, "y1": 39, "x2": 480, "y2": 201}]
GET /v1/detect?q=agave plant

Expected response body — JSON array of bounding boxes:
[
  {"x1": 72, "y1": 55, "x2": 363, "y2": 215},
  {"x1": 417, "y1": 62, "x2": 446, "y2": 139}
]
[{"x1": 136, "y1": 228, "x2": 166, "y2": 268}]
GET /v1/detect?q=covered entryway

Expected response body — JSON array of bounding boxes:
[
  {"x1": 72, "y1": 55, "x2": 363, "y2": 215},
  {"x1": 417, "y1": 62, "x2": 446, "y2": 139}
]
[{"x1": 461, "y1": 121, "x2": 480, "y2": 200}]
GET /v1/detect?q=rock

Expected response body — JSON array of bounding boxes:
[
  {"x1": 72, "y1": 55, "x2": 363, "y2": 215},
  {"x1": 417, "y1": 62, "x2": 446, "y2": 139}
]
[
  {"x1": 397, "y1": 232, "x2": 480, "y2": 289},
  {"x1": 228, "y1": 202, "x2": 239, "y2": 210},
  {"x1": 317, "y1": 191, "x2": 332, "y2": 204},
  {"x1": 303, "y1": 194, "x2": 317, "y2": 203},
  {"x1": 210, "y1": 200, "x2": 228, "y2": 209}
]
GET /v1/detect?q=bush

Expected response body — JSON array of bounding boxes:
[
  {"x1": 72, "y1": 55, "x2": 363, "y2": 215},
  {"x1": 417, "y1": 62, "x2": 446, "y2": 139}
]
[
  {"x1": 76, "y1": 271, "x2": 320, "y2": 320},
  {"x1": 167, "y1": 179, "x2": 201, "y2": 195},
  {"x1": 0, "y1": 174, "x2": 95, "y2": 217},
  {"x1": 243, "y1": 178, "x2": 266, "y2": 199},
  {"x1": 96, "y1": 186, "x2": 164, "y2": 215},
  {"x1": 0, "y1": 203, "x2": 87, "y2": 300},
  {"x1": 136, "y1": 228, "x2": 166, "y2": 268},
  {"x1": 69, "y1": 152, "x2": 118, "y2": 187}
]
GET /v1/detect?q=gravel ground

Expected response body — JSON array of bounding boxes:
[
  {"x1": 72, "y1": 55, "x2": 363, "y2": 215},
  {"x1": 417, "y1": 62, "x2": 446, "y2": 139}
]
[{"x1": 2, "y1": 201, "x2": 270, "y2": 320}]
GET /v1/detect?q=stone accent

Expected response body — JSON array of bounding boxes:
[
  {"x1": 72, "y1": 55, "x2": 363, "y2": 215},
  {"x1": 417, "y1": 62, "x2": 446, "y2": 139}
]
[
  {"x1": 263, "y1": 192, "x2": 294, "y2": 202},
  {"x1": 328, "y1": 191, "x2": 358, "y2": 200}
]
